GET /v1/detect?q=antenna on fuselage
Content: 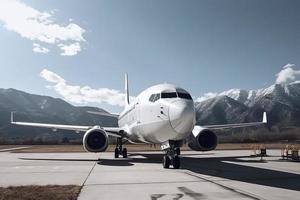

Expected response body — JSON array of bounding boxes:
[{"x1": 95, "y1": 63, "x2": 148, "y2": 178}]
[{"x1": 125, "y1": 73, "x2": 129, "y2": 107}]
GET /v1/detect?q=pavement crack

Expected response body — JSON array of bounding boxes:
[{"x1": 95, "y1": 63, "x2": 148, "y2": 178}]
[{"x1": 82, "y1": 160, "x2": 97, "y2": 186}]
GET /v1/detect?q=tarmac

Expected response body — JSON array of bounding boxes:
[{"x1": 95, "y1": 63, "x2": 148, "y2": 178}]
[{"x1": 0, "y1": 148, "x2": 299, "y2": 200}]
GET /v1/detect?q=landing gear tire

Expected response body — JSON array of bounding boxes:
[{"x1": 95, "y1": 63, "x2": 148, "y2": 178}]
[
  {"x1": 163, "y1": 155, "x2": 170, "y2": 168},
  {"x1": 115, "y1": 138, "x2": 128, "y2": 159},
  {"x1": 162, "y1": 144, "x2": 181, "y2": 169},
  {"x1": 172, "y1": 156, "x2": 180, "y2": 169},
  {"x1": 122, "y1": 148, "x2": 127, "y2": 158},
  {"x1": 114, "y1": 148, "x2": 119, "y2": 158}
]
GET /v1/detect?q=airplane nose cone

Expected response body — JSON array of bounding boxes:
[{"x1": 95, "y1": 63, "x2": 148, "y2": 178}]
[{"x1": 169, "y1": 100, "x2": 195, "y2": 134}]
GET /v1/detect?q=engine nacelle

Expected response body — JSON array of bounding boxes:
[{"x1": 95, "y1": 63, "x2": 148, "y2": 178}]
[
  {"x1": 83, "y1": 128, "x2": 109, "y2": 152},
  {"x1": 187, "y1": 126, "x2": 218, "y2": 151}
]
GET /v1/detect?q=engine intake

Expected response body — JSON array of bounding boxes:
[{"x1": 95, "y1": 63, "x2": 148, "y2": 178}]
[
  {"x1": 83, "y1": 128, "x2": 108, "y2": 152},
  {"x1": 188, "y1": 127, "x2": 218, "y2": 151}
]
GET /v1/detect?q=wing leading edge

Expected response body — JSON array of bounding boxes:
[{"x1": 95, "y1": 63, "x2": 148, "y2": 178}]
[
  {"x1": 86, "y1": 111, "x2": 119, "y2": 118},
  {"x1": 10, "y1": 112, "x2": 124, "y2": 138},
  {"x1": 202, "y1": 112, "x2": 267, "y2": 130}
]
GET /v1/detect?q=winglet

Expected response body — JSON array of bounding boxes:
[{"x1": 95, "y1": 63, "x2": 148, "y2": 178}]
[
  {"x1": 262, "y1": 112, "x2": 267, "y2": 123},
  {"x1": 10, "y1": 112, "x2": 15, "y2": 124}
]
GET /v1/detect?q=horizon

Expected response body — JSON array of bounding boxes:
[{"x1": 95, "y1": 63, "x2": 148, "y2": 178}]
[{"x1": 2, "y1": 79, "x2": 300, "y2": 112}]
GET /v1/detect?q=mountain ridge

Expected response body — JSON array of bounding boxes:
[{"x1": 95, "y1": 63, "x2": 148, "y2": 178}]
[
  {"x1": 0, "y1": 88, "x2": 118, "y2": 143},
  {"x1": 0, "y1": 84, "x2": 300, "y2": 144},
  {"x1": 196, "y1": 82, "x2": 300, "y2": 127}
]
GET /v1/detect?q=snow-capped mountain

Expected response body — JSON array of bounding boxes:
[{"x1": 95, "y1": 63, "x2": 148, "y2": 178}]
[
  {"x1": 196, "y1": 82, "x2": 300, "y2": 127},
  {"x1": 208, "y1": 82, "x2": 300, "y2": 105}
]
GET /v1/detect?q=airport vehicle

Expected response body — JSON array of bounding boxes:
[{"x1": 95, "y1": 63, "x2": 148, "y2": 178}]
[{"x1": 11, "y1": 74, "x2": 267, "y2": 168}]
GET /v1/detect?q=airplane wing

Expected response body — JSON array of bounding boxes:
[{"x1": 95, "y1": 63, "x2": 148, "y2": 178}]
[
  {"x1": 202, "y1": 112, "x2": 267, "y2": 130},
  {"x1": 10, "y1": 112, "x2": 124, "y2": 138}
]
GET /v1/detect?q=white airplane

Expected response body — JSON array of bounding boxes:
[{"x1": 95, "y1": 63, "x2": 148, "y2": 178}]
[{"x1": 11, "y1": 74, "x2": 267, "y2": 169}]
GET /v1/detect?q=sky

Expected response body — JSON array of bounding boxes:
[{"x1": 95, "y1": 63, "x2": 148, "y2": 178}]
[{"x1": 0, "y1": 0, "x2": 299, "y2": 112}]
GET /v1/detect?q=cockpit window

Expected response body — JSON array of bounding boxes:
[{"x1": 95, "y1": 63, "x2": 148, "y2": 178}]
[
  {"x1": 177, "y1": 92, "x2": 192, "y2": 100},
  {"x1": 161, "y1": 92, "x2": 177, "y2": 98},
  {"x1": 153, "y1": 93, "x2": 160, "y2": 102},
  {"x1": 149, "y1": 93, "x2": 160, "y2": 102},
  {"x1": 155, "y1": 89, "x2": 192, "y2": 100},
  {"x1": 176, "y1": 88, "x2": 192, "y2": 100},
  {"x1": 149, "y1": 94, "x2": 155, "y2": 102}
]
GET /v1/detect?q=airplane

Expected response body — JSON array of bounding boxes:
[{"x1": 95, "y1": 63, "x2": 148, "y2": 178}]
[{"x1": 11, "y1": 74, "x2": 267, "y2": 169}]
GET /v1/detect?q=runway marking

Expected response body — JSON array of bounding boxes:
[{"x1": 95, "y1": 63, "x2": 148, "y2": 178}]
[
  {"x1": 150, "y1": 193, "x2": 184, "y2": 200},
  {"x1": 150, "y1": 187, "x2": 204, "y2": 200},
  {"x1": 183, "y1": 171, "x2": 265, "y2": 200},
  {"x1": 0, "y1": 146, "x2": 31, "y2": 152},
  {"x1": 178, "y1": 187, "x2": 204, "y2": 200}
]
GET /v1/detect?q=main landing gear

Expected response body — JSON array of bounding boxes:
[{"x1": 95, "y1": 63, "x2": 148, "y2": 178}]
[
  {"x1": 114, "y1": 138, "x2": 127, "y2": 158},
  {"x1": 162, "y1": 141, "x2": 182, "y2": 169}
]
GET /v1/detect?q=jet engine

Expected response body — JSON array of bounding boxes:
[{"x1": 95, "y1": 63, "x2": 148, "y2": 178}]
[
  {"x1": 187, "y1": 126, "x2": 218, "y2": 151},
  {"x1": 83, "y1": 128, "x2": 109, "y2": 152}
]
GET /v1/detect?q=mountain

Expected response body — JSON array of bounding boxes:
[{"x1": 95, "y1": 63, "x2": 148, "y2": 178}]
[
  {"x1": 0, "y1": 88, "x2": 118, "y2": 144},
  {"x1": 1, "y1": 83, "x2": 300, "y2": 144},
  {"x1": 196, "y1": 82, "x2": 300, "y2": 128},
  {"x1": 195, "y1": 95, "x2": 248, "y2": 125}
]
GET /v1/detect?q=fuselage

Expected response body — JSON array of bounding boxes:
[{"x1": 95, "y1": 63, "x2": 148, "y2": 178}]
[{"x1": 118, "y1": 84, "x2": 196, "y2": 144}]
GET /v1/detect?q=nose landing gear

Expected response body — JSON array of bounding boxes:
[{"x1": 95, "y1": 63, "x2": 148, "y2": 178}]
[
  {"x1": 114, "y1": 138, "x2": 127, "y2": 158},
  {"x1": 162, "y1": 141, "x2": 182, "y2": 169},
  {"x1": 162, "y1": 148, "x2": 181, "y2": 169}
]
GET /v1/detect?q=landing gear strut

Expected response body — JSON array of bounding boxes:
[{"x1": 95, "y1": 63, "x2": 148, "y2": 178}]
[
  {"x1": 162, "y1": 141, "x2": 182, "y2": 169},
  {"x1": 114, "y1": 138, "x2": 127, "y2": 158}
]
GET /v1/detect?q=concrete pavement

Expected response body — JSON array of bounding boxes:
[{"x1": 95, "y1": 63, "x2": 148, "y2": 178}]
[{"x1": 0, "y1": 150, "x2": 299, "y2": 199}]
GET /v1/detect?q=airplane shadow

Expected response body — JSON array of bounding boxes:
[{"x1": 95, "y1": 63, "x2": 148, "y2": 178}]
[
  {"x1": 20, "y1": 152, "x2": 300, "y2": 191},
  {"x1": 181, "y1": 155, "x2": 300, "y2": 191},
  {"x1": 97, "y1": 159, "x2": 134, "y2": 166},
  {"x1": 99, "y1": 153, "x2": 300, "y2": 192},
  {"x1": 20, "y1": 158, "x2": 99, "y2": 162}
]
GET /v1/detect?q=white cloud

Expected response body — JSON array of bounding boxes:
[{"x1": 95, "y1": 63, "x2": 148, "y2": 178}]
[
  {"x1": 0, "y1": 0, "x2": 85, "y2": 56},
  {"x1": 275, "y1": 64, "x2": 300, "y2": 84},
  {"x1": 195, "y1": 92, "x2": 217, "y2": 102},
  {"x1": 40, "y1": 69, "x2": 65, "y2": 83},
  {"x1": 33, "y1": 43, "x2": 49, "y2": 54},
  {"x1": 40, "y1": 69, "x2": 133, "y2": 107},
  {"x1": 282, "y1": 63, "x2": 295, "y2": 69},
  {"x1": 58, "y1": 43, "x2": 81, "y2": 56}
]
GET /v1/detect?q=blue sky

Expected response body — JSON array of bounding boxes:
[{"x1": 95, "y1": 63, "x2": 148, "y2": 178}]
[{"x1": 0, "y1": 0, "x2": 299, "y2": 112}]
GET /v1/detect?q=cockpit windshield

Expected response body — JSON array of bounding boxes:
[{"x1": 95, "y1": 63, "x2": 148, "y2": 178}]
[
  {"x1": 149, "y1": 89, "x2": 193, "y2": 102},
  {"x1": 177, "y1": 92, "x2": 192, "y2": 100},
  {"x1": 161, "y1": 92, "x2": 177, "y2": 98},
  {"x1": 176, "y1": 89, "x2": 192, "y2": 100}
]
